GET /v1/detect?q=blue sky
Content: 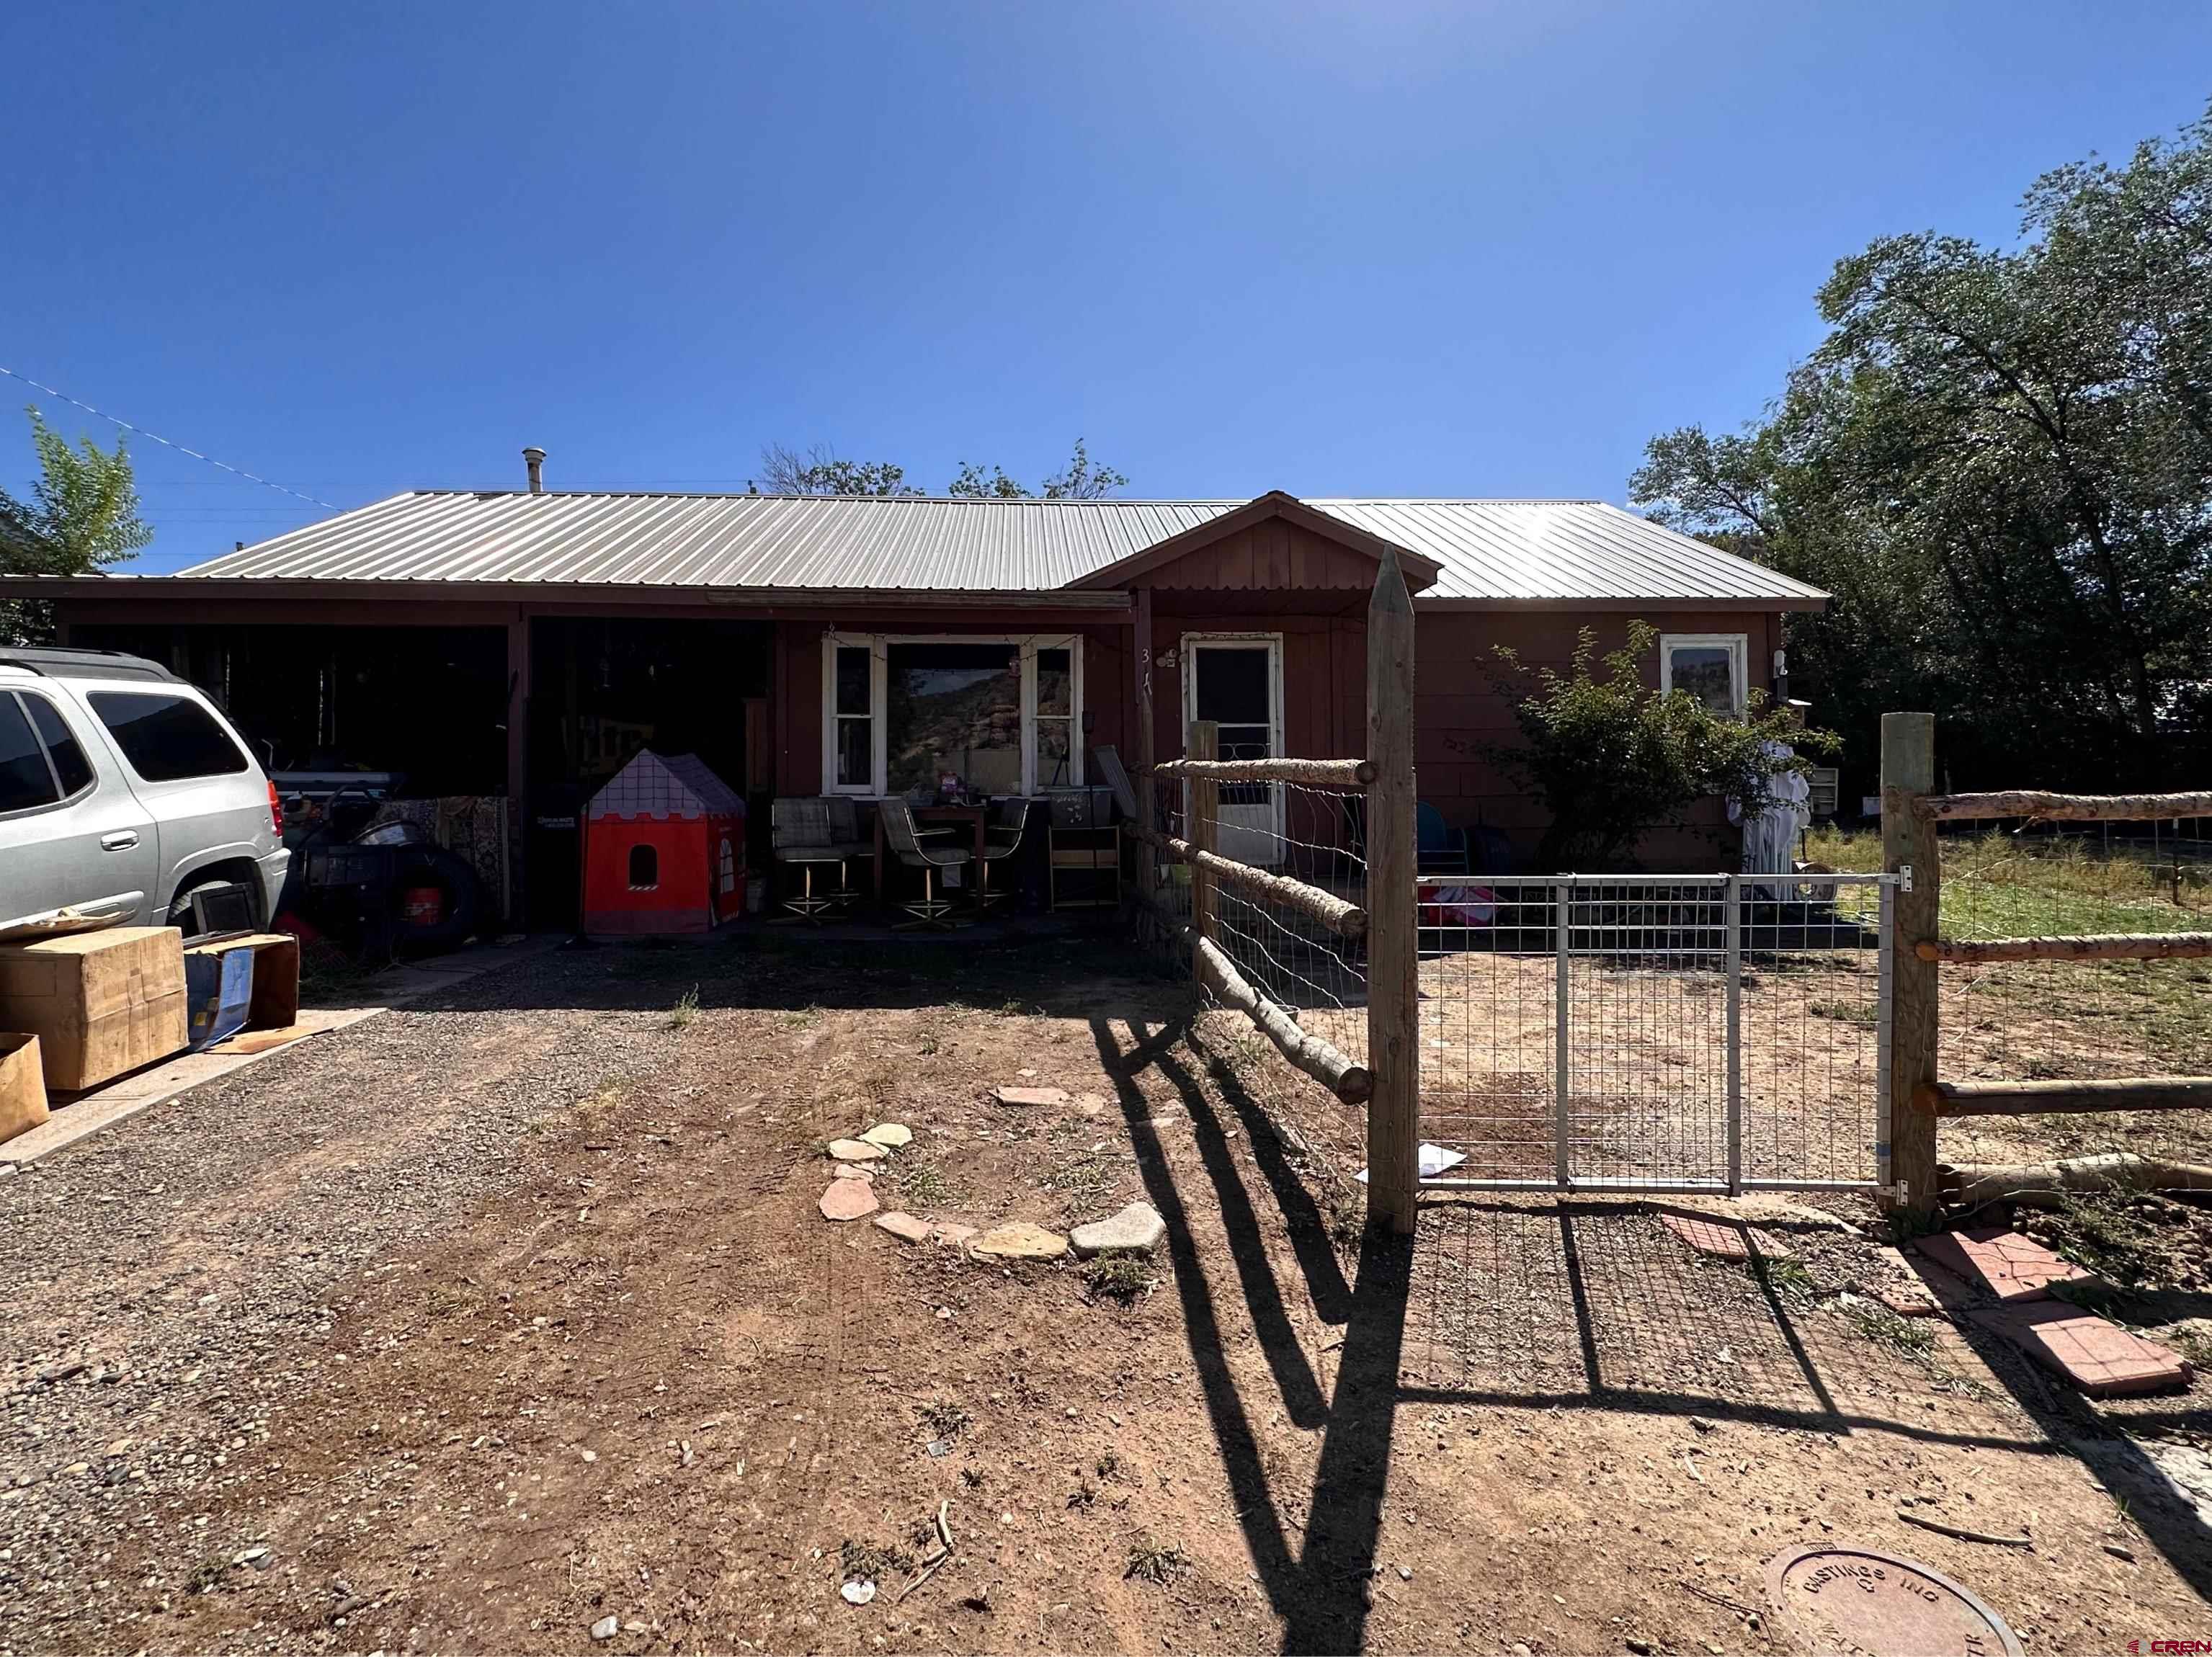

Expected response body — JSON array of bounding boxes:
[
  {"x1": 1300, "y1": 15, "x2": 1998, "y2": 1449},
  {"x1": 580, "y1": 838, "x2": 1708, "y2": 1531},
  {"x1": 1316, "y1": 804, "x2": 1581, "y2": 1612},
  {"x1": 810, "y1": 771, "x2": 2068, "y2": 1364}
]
[{"x1": 3, "y1": 2, "x2": 2206, "y2": 572}]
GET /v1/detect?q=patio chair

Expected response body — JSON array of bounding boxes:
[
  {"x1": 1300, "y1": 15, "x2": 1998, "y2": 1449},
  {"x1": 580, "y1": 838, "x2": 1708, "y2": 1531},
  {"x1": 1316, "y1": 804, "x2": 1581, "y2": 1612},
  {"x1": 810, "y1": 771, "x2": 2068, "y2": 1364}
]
[
  {"x1": 821, "y1": 795, "x2": 874, "y2": 908},
  {"x1": 879, "y1": 797, "x2": 973, "y2": 930},
  {"x1": 976, "y1": 797, "x2": 1030, "y2": 911},
  {"x1": 1417, "y1": 800, "x2": 1471, "y2": 875},
  {"x1": 770, "y1": 798, "x2": 846, "y2": 924}
]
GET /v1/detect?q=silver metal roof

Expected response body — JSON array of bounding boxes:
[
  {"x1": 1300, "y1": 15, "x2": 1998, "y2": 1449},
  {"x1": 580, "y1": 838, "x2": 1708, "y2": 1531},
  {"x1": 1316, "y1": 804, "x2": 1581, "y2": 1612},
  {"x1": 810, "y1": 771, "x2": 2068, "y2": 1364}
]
[{"x1": 169, "y1": 491, "x2": 1826, "y2": 604}]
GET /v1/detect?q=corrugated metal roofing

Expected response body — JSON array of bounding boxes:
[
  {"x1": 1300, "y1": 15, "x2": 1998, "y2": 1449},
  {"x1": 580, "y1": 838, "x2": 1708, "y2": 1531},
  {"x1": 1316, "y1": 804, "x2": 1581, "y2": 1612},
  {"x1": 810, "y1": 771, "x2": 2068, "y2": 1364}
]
[{"x1": 171, "y1": 491, "x2": 1826, "y2": 604}]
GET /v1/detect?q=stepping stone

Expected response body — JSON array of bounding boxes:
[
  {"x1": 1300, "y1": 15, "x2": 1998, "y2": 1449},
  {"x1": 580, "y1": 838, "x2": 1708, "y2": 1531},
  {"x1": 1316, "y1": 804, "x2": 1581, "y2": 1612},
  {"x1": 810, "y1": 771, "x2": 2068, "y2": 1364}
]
[
  {"x1": 1967, "y1": 1303, "x2": 2190, "y2": 1397},
  {"x1": 1070, "y1": 1202, "x2": 1167, "y2": 1258},
  {"x1": 994, "y1": 1086, "x2": 1071, "y2": 1109},
  {"x1": 819, "y1": 1181, "x2": 880, "y2": 1223},
  {"x1": 929, "y1": 1221, "x2": 977, "y2": 1246},
  {"x1": 873, "y1": 1210, "x2": 932, "y2": 1243},
  {"x1": 826, "y1": 1138, "x2": 886, "y2": 1162},
  {"x1": 860, "y1": 1122, "x2": 913, "y2": 1150},
  {"x1": 1659, "y1": 1212, "x2": 1793, "y2": 1261},
  {"x1": 968, "y1": 1222, "x2": 1068, "y2": 1261},
  {"x1": 1912, "y1": 1228, "x2": 2095, "y2": 1303},
  {"x1": 831, "y1": 1163, "x2": 875, "y2": 1181}
]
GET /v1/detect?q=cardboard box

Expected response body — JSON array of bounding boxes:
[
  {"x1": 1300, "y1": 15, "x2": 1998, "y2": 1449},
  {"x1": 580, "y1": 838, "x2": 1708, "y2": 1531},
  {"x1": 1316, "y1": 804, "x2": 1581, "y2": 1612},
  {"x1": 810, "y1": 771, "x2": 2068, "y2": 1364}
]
[
  {"x1": 0, "y1": 926, "x2": 189, "y2": 1092},
  {"x1": 184, "y1": 947, "x2": 255, "y2": 1051},
  {"x1": 183, "y1": 932, "x2": 301, "y2": 1038},
  {"x1": 0, "y1": 1034, "x2": 47, "y2": 1146}
]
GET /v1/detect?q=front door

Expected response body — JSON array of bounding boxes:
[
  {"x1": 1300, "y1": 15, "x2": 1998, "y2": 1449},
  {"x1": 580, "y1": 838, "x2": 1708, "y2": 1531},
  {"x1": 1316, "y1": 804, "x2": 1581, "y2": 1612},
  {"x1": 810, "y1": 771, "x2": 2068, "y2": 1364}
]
[{"x1": 1182, "y1": 636, "x2": 1283, "y2": 867}]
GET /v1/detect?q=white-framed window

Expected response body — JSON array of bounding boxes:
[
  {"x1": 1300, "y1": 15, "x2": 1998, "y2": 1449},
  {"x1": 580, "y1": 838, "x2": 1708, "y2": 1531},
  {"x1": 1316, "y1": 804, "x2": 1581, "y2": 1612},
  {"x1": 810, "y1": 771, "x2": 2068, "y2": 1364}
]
[
  {"x1": 821, "y1": 633, "x2": 1084, "y2": 797},
  {"x1": 1659, "y1": 633, "x2": 1747, "y2": 718}
]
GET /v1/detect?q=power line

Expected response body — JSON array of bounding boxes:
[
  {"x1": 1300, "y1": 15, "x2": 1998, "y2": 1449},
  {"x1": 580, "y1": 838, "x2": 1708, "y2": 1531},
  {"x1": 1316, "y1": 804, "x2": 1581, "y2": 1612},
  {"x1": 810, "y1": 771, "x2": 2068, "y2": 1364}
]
[{"x1": 0, "y1": 364, "x2": 336, "y2": 510}]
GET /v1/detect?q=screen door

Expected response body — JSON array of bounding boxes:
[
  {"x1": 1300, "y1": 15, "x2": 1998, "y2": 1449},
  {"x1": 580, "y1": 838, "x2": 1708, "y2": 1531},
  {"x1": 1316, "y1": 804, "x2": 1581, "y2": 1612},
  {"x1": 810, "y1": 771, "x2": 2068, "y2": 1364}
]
[{"x1": 1184, "y1": 636, "x2": 1283, "y2": 866}]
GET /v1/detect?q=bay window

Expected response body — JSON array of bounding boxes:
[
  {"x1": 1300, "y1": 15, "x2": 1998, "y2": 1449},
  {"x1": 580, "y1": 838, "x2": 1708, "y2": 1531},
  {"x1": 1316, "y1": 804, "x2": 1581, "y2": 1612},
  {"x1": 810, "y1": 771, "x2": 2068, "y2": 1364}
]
[{"x1": 822, "y1": 634, "x2": 1084, "y2": 796}]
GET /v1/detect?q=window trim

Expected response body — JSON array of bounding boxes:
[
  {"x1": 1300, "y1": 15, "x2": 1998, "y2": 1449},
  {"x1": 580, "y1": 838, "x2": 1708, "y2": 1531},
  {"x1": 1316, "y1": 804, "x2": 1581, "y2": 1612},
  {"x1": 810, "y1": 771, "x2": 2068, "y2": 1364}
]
[
  {"x1": 1659, "y1": 633, "x2": 1748, "y2": 717},
  {"x1": 1178, "y1": 632, "x2": 1287, "y2": 857},
  {"x1": 821, "y1": 633, "x2": 1084, "y2": 798},
  {"x1": 0, "y1": 689, "x2": 95, "y2": 821}
]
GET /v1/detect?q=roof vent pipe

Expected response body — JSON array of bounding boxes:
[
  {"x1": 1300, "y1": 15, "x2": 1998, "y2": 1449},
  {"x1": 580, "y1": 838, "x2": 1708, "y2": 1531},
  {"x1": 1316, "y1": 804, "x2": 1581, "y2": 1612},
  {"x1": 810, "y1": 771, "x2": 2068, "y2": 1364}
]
[{"x1": 522, "y1": 446, "x2": 546, "y2": 494}]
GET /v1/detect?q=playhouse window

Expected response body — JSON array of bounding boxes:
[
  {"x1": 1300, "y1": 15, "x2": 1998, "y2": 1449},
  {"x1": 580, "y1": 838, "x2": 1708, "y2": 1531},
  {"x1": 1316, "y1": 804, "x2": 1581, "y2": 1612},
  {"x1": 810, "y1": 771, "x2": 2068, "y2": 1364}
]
[
  {"x1": 718, "y1": 836, "x2": 736, "y2": 893},
  {"x1": 823, "y1": 633, "x2": 1083, "y2": 797},
  {"x1": 628, "y1": 844, "x2": 659, "y2": 890}
]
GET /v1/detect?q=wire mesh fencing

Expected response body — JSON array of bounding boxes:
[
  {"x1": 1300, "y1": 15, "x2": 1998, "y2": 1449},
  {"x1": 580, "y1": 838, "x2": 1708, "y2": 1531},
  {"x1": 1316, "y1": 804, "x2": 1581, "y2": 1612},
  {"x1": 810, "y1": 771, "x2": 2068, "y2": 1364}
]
[
  {"x1": 1413, "y1": 873, "x2": 1890, "y2": 1193},
  {"x1": 1808, "y1": 813, "x2": 2212, "y2": 1180},
  {"x1": 1136, "y1": 769, "x2": 1375, "y2": 1199}
]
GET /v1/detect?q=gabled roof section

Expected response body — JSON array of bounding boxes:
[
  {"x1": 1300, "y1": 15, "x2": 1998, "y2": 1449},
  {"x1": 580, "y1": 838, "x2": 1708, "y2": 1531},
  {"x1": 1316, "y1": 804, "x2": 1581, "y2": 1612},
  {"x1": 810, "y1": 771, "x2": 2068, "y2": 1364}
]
[
  {"x1": 1063, "y1": 491, "x2": 1442, "y2": 592},
  {"x1": 161, "y1": 490, "x2": 1829, "y2": 607}
]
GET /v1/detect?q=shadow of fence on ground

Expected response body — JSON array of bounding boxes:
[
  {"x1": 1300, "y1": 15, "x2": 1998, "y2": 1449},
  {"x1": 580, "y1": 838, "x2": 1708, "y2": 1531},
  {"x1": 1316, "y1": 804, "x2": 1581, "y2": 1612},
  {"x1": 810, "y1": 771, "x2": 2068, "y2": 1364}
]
[{"x1": 1089, "y1": 1013, "x2": 2212, "y2": 1652}]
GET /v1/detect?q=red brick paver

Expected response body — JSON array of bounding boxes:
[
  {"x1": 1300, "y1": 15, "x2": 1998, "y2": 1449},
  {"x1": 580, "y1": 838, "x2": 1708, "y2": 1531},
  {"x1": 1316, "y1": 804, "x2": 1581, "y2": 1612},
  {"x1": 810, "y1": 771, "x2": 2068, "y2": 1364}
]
[
  {"x1": 1658, "y1": 1212, "x2": 1796, "y2": 1261},
  {"x1": 1968, "y1": 1303, "x2": 2191, "y2": 1397},
  {"x1": 1912, "y1": 1228, "x2": 2096, "y2": 1303}
]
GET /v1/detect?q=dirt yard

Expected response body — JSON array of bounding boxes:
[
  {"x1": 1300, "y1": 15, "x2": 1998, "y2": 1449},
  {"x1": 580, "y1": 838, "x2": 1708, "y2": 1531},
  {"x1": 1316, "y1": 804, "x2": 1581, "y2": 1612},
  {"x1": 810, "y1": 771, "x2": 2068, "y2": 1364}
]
[{"x1": 1, "y1": 932, "x2": 2208, "y2": 1656}]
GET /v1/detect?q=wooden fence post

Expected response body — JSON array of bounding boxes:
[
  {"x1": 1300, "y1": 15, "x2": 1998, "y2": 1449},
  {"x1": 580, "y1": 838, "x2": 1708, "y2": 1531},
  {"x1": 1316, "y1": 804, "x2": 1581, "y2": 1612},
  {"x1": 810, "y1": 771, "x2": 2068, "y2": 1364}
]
[
  {"x1": 1188, "y1": 720, "x2": 1219, "y2": 971},
  {"x1": 1134, "y1": 589, "x2": 1157, "y2": 921},
  {"x1": 1365, "y1": 550, "x2": 1419, "y2": 1236},
  {"x1": 1881, "y1": 711, "x2": 1941, "y2": 1217}
]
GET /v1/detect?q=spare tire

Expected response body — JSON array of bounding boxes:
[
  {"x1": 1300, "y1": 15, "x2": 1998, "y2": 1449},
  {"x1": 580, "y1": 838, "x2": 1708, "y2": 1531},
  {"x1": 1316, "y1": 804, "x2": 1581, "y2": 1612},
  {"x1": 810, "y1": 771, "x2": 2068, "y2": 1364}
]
[{"x1": 384, "y1": 844, "x2": 480, "y2": 955}]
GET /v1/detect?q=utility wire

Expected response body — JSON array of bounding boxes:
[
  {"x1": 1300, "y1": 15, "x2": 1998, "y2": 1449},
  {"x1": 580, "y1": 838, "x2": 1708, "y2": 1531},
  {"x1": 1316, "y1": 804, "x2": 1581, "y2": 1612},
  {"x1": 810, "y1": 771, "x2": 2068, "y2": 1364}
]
[{"x1": 0, "y1": 363, "x2": 336, "y2": 510}]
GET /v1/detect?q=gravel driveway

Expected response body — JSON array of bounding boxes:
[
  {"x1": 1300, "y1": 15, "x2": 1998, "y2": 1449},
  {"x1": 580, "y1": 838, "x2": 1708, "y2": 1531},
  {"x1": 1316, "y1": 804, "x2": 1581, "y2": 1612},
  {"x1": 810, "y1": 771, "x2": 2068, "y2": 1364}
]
[{"x1": 0, "y1": 952, "x2": 690, "y2": 1654}]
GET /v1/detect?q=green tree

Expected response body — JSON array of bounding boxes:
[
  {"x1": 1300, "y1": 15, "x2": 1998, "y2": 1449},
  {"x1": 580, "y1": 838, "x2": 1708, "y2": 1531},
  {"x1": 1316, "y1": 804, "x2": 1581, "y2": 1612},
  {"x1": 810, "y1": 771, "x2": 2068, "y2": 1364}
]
[
  {"x1": 1633, "y1": 100, "x2": 2212, "y2": 795},
  {"x1": 1038, "y1": 439, "x2": 1128, "y2": 500},
  {"x1": 763, "y1": 439, "x2": 1127, "y2": 499},
  {"x1": 949, "y1": 439, "x2": 1128, "y2": 499},
  {"x1": 945, "y1": 459, "x2": 1028, "y2": 499},
  {"x1": 1488, "y1": 624, "x2": 1834, "y2": 871},
  {"x1": 755, "y1": 442, "x2": 917, "y2": 496},
  {"x1": 1, "y1": 406, "x2": 153, "y2": 642}
]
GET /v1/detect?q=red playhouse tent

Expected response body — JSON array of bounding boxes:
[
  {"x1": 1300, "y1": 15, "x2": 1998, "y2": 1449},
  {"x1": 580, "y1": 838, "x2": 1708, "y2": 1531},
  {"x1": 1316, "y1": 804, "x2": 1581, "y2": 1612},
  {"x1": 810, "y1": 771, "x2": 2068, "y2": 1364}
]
[{"x1": 581, "y1": 751, "x2": 746, "y2": 935}]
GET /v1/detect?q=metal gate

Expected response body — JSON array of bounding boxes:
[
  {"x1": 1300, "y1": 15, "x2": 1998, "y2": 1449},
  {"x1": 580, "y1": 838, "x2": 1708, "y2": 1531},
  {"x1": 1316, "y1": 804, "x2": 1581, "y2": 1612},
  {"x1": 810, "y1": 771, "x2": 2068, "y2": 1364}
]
[{"x1": 1412, "y1": 872, "x2": 1895, "y2": 1195}]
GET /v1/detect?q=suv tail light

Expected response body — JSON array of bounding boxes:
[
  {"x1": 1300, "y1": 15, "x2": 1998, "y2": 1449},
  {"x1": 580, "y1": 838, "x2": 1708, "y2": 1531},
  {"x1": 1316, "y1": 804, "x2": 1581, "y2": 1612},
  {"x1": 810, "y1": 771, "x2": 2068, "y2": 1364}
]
[{"x1": 267, "y1": 780, "x2": 284, "y2": 834}]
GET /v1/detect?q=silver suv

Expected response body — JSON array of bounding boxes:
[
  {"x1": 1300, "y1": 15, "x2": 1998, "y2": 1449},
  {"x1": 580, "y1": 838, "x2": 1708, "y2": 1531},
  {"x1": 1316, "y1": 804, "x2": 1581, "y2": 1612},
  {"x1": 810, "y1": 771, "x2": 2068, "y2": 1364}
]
[{"x1": 0, "y1": 648, "x2": 289, "y2": 933}]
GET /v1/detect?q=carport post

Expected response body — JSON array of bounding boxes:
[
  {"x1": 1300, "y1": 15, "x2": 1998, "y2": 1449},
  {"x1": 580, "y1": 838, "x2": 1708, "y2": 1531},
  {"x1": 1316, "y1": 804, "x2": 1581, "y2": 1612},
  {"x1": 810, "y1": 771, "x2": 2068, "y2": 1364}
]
[
  {"x1": 1135, "y1": 589, "x2": 1157, "y2": 921},
  {"x1": 1364, "y1": 549, "x2": 1419, "y2": 1236},
  {"x1": 505, "y1": 609, "x2": 530, "y2": 925}
]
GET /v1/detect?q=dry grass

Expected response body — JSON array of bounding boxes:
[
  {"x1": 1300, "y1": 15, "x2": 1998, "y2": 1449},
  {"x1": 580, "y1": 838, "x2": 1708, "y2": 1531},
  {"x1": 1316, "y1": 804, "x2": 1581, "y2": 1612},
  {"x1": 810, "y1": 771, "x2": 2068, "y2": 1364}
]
[{"x1": 1123, "y1": 1539, "x2": 1189, "y2": 1584}]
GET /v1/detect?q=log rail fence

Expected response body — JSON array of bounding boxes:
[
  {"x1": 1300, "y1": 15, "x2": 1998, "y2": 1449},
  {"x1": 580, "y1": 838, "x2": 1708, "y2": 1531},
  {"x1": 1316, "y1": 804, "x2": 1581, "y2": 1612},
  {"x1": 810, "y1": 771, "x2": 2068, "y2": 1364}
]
[
  {"x1": 1882, "y1": 711, "x2": 2212, "y2": 1214},
  {"x1": 1129, "y1": 552, "x2": 1422, "y2": 1233}
]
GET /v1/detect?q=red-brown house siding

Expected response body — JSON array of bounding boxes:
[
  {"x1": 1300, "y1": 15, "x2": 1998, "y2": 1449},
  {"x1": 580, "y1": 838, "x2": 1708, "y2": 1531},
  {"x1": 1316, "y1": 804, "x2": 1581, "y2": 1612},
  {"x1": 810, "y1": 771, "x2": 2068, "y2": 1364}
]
[
  {"x1": 1140, "y1": 607, "x2": 1368, "y2": 773},
  {"x1": 1414, "y1": 608, "x2": 1783, "y2": 865},
  {"x1": 1120, "y1": 518, "x2": 1386, "y2": 594}
]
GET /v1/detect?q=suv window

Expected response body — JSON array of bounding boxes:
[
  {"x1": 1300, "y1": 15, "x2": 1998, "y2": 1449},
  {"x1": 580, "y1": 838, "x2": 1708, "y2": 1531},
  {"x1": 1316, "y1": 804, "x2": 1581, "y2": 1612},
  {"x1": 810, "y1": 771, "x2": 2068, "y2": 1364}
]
[
  {"x1": 20, "y1": 693, "x2": 94, "y2": 797},
  {"x1": 0, "y1": 694, "x2": 59, "y2": 813},
  {"x1": 87, "y1": 692, "x2": 249, "y2": 782}
]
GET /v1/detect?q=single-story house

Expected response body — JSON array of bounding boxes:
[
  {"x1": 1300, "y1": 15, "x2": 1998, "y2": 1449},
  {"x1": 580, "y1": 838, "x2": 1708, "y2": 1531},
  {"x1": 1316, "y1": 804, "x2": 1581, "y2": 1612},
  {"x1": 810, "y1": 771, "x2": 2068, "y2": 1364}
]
[{"x1": 5, "y1": 466, "x2": 1828, "y2": 926}]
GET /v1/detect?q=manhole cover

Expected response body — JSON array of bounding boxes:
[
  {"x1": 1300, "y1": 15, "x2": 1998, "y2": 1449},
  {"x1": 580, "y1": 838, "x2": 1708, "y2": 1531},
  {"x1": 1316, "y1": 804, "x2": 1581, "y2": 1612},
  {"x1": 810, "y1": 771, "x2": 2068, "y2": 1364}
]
[{"x1": 1765, "y1": 1545, "x2": 2023, "y2": 1657}]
